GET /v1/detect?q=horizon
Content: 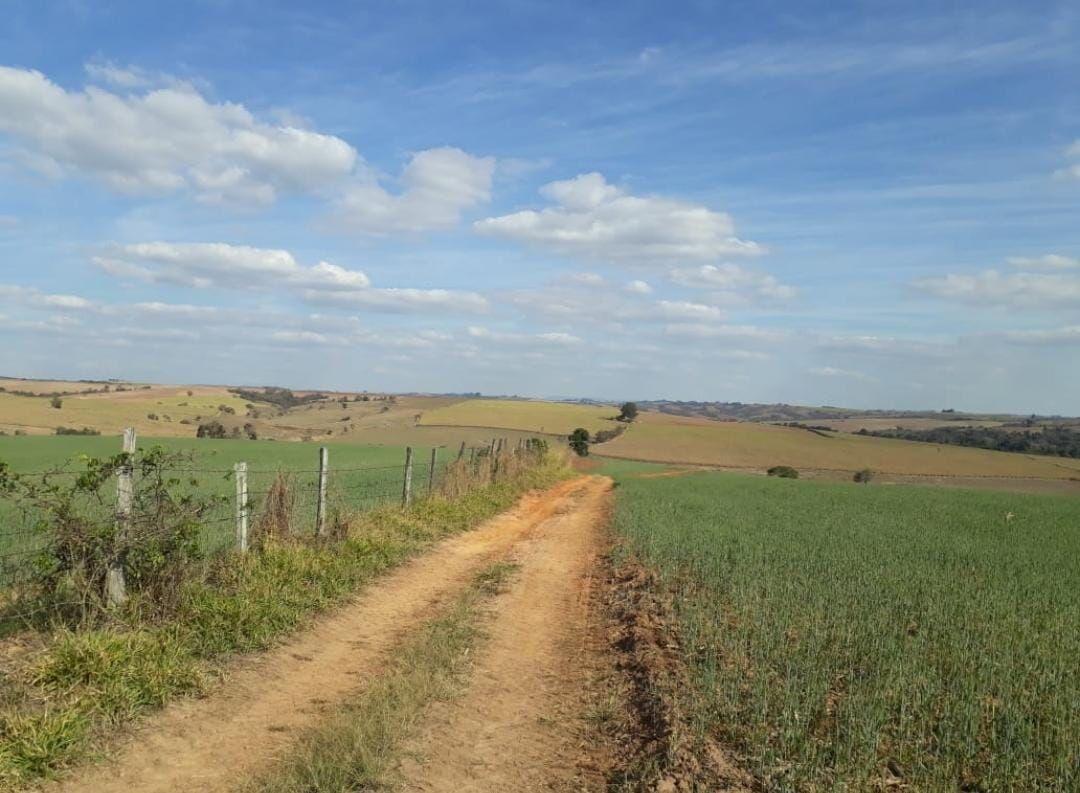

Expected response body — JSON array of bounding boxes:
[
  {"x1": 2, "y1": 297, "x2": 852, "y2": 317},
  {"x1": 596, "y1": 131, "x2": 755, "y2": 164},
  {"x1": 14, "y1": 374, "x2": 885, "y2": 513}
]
[{"x1": 1, "y1": 1, "x2": 1078, "y2": 413}]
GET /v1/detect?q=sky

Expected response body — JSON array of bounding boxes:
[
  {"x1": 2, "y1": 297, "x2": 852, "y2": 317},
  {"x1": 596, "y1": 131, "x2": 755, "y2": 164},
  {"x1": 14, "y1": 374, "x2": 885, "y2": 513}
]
[{"x1": 0, "y1": 0, "x2": 1078, "y2": 413}]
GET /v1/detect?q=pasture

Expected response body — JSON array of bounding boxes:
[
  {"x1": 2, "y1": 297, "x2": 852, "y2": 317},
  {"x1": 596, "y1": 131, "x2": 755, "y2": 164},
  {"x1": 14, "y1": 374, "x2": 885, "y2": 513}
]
[
  {"x1": 610, "y1": 468, "x2": 1080, "y2": 790},
  {"x1": 0, "y1": 435, "x2": 440, "y2": 581},
  {"x1": 418, "y1": 397, "x2": 619, "y2": 436}
]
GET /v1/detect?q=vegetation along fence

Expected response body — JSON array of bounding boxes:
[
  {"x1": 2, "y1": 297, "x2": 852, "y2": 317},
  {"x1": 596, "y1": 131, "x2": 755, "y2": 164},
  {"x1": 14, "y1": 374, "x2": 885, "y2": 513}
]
[{"x1": 0, "y1": 430, "x2": 544, "y2": 629}]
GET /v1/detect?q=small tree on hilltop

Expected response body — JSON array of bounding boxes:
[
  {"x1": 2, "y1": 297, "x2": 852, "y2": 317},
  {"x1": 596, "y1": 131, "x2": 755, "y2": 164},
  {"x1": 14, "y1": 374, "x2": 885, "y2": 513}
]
[
  {"x1": 618, "y1": 402, "x2": 638, "y2": 422},
  {"x1": 569, "y1": 427, "x2": 590, "y2": 457}
]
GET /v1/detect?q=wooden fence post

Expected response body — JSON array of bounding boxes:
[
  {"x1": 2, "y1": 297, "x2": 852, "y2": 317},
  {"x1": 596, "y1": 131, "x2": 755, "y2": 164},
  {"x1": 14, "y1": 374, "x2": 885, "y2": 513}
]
[
  {"x1": 428, "y1": 447, "x2": 437, "y2": 494},
  {"x1": 457, "y1": 440, "x2": 466, "y2": 461},
  {"x1": 402, "y1": 446, "x2": 414, "y2": 506},
  {"x1": 315, "y1": 447, "x2": 329, "y2": 536},
  {"x1": 107, "y1": 427, "x2": 136, "y2": 607},
  {"x1": 235, "y1": 462, "x2": 249, "y2": 552}
]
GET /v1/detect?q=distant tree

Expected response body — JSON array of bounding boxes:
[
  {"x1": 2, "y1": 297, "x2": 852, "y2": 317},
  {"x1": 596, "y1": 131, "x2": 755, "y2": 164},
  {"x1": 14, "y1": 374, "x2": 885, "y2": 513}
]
[
  {"x1": 569, "y1": 427, "x2": 590, "y2": 457},
  {"x1": 853, "y1": 468, "x2": 874, "y2": 484},
  {"x1": 50, "y1": 396, "x2": 62, "y2": 409},
  {"x1": 243, "y1": 422, "x2": 258, "y2": 440},
  {"x1": 147, "y1": 413, "x2": 159, "y2": 421},
  {"x1": 617, "y1": 402, "x2": 639, "y2": 422},
  {"x1": 196, "y1": 420, "x2": 228, "y2": 439},
  {"x1": 767, "y1": 465, "x2": 799, "y2": 479}
]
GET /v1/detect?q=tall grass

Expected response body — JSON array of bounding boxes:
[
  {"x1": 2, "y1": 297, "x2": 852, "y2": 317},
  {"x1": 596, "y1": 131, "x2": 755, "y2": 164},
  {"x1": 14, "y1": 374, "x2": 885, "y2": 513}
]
[{"x1": 611, "y1": 471, "x2": 1080, "y2": 791}]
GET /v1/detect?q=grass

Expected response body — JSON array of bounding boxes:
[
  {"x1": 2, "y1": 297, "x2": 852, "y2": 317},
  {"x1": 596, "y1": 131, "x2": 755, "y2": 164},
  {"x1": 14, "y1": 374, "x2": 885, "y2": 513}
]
[
  {"x1": 0, "y1": 452, "x2": 570, "y2": 788},
  {"x1": 600, "y1": 412, "x2": 1080, "y2": 480},
  {"x1": 610, "y1": 469, "x2": 1080, "y2": 791},
  {"x1": 249, "y1": 561, "x2": 516, "y2": 792},
  {"x1": 419, "y1": 397, "x2": 619, "y2": 436}
]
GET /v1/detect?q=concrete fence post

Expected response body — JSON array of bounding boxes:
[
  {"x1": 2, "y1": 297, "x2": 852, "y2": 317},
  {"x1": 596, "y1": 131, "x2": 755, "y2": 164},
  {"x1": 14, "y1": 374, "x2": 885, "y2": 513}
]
[
  {"x1": 402, "y1": 446, "x2": 414, "y2": 506},
  {"x1": 316, "y1": 447, "x2": 329, "y2": 536},
  {"x1": 107, "y1": 427, "x2": 136, "y2": 607},
  {"x1": 235, "y1": 462, "x2": 249, "y2": 552}
]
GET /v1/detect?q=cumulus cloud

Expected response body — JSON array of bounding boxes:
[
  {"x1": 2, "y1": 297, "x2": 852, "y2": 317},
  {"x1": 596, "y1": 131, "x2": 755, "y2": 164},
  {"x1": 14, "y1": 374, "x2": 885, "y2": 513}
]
[
  {"x1": 1006, "y1": 254, "x2": 1079, "y2": 270},
  {"x1": 668, "y1": 263, "x2": 796, "y2": 303},
  {"x1": 474, "y1": 172, "x2": 763, "y2": 264},
  {"x1": 915, "y1": 265, "x2": 1080, "y2": 308},
  {"x1": 94, "y1": 242, "x2": 371, "y2": 291},
  {"x1": 0, "y1": 66, "x2": 358, "y2": 206},
  {"x1": 625, "y1": 279, "x2": 653, "y2": 294},
  {"x1": 335, "y1": 147, "x2": 495, "y2": 232}
]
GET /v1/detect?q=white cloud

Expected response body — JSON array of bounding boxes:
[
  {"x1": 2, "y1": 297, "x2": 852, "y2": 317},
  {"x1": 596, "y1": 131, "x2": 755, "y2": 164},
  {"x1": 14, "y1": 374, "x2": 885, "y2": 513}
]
[
  {"x1": 915, "y1": 268, "x2": 1080, "y2": 308},
  {"x1": 1055, "y1": 141, "x2": 1080, "y2": 180},
  {"x1": 655, "y1": 300, "x2": 726, "y2": 322},
  {"x1": 669, "y1": 263, "x2": 796, "y2": 303},
  {"x1": 999, "y1": 326, "x2": 1080, "y2": 346},
  {"x1": 1006, "y1": 254, "x2": 1079, "y2": 270},
  {"x1": 475, "y1": 172, "x2": 763, "y2": 264},
  {"x1": 809, "y1": 366, "x2": 875, "y2": 382},
  {"x1": 467, "y1": 326, "x2": 582, "y2": 347},
  {"x1": 304, "y1": 287, "x2": 489, "y2": 314},
  {"x1": 663, "y1": 323, "x2": 785, "y2": 342},
  {"x1": 335, "y1": 147, "x2": 495, "y2": 232},
  {"x1": 817, "y1": 335, "x2": 950, "y2": 359},
  {"x1": 0, "y1": 65, "x2": 357, "y2": 205},
  {"x1": 94, "y1": 242, "x2": 370, "y2": 291},
  {"x1": 84, "y1": 61, "x2": 166, "y2": 90},
  {"x1": 625, "y1": 279, "x2": 652, "y2": 294}
]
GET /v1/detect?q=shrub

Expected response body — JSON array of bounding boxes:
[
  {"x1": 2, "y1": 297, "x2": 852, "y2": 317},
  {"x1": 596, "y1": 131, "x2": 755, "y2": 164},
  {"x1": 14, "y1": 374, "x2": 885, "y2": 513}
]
[
  {"x1": 569, "y1": 428, "x2": 590, "y2": 457},
  {"x1": 147, "y1": 413, "x2": 159, "y2": 421},
  {"x1": 853, "y1": 468, "x2": 874, "y2": 484},
  {"x1": 50, "y1": 396, "x2": 63, "y2": 409},
  {"x1": 55, "y1": 426, "x2": 100, "y2": 436},
  {"x1": 243, "y1": 422, "x2": 258, "y2": 440},
  {"x1": 617, "y1": 402, "x2": 639, "y2": 422},
  {"x1": 767, "y1": 465, "x2": 799, "y2": 479}
]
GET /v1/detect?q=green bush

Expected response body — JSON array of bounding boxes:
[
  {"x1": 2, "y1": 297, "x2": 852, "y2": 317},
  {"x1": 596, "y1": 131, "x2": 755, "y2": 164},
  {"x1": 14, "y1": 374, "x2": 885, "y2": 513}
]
[{"x1": 767, "y1": 465, "x2": 799, "y2": 479}]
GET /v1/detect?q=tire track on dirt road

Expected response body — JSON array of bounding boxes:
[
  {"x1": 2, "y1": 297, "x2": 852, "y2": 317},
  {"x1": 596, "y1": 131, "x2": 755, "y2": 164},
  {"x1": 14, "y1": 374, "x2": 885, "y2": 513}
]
[
  {"x1": 41, "y1": 476, "x2": 606, "y2": 793},
  {"x1": 397, "y1": 475, "x2": 615, "y2": 792}
]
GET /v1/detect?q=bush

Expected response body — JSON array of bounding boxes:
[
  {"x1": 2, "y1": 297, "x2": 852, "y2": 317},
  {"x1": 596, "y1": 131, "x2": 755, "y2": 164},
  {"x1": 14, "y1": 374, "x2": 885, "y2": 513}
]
[
  {"x1": 196, "y1": 420, "x2": 228, "y2": 439},
  {"x1": 767, "y1": 465, "x2": 799, "y2": 479},
  {"x1": 50, "y1": 396, "x2": 63, "y2": 409},
  {"x1": 853, "y1": 468, "x2": 874, "y2": 484},
  {"x1": 55, "y1": 426, "x2": 100, "y2": 436},
  {"x1": 147, "y1": 413, "x2": 159, "y2": 421},
  {"x1": 617, "y1": 402, "x2": 639, "y2": 422},
  {"x1": 569, "y1": 428, "x2": 590, "y2": 457},
  {"x1": 0, "y1": 448, "x2": 226, "y2": 621}
]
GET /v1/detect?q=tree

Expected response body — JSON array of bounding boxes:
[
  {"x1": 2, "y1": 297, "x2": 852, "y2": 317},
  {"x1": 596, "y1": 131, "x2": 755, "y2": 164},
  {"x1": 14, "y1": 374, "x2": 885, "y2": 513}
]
[
  {"x1": 50, "y1": 396, "x2": 62, "y2": 409},
  {"x1": 569, "y1": 427, "x2": 590, "y2": 457},
  {"x1": 767, "y1": 465, "x2": 799, "y2": 479},
  {"x1": 196, "y1": 420, "x2": 228, "y2": 439},
  {"x1": 853, "y1": 468, "x2": 874, "y2": 484},
  {"x1": 618, "y1": 402, "x2": 638, "y2": 422}
]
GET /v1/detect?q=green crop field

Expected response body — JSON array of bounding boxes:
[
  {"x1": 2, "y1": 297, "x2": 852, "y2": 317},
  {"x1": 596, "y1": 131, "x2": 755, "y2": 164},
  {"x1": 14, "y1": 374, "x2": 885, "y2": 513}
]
[
  {"x1": 0, "y1": 435, "x2": 448, "y2": 588},
  {"x1": 609, "y1": 468, "x2": 1080, "y2": 790}
]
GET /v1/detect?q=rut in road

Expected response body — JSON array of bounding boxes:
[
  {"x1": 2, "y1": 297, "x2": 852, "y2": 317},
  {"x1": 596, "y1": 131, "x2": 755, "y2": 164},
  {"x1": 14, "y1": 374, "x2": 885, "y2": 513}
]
[
  {"x1": 42, "y1": 476, "x2": 605, "y2": 793},
  {"x1": 397, "y1": 475, "x2": 614, "y2": 792}
]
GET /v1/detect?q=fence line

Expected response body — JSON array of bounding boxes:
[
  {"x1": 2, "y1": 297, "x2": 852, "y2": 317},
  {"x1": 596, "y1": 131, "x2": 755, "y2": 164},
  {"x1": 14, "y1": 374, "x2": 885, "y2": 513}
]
[{"x1": 0, "y1": 429, "x2": 547, "y2": 628}]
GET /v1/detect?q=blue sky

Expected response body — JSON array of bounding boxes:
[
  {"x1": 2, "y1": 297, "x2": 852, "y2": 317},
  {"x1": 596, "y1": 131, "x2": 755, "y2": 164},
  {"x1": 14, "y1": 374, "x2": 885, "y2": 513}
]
[{"x1": 1, "y1": 0, "x2": 1078, "y2": 412}]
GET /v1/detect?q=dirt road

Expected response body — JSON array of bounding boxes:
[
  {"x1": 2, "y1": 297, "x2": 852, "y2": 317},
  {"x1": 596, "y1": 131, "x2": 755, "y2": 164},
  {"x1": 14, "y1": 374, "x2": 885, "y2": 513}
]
[{"x1": 44, "y1": 475, "x2": 613, "y2": 793}]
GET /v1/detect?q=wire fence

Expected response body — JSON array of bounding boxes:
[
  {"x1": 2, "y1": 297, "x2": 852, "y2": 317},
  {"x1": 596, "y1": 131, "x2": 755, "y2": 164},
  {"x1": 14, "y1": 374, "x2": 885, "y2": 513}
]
[{"x1": 0, "y1": 432, "x2": 537, "y2": 630}]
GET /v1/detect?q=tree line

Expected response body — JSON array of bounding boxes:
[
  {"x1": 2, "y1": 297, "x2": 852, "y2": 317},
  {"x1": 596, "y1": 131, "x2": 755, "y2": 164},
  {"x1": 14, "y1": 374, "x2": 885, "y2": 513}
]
[{"x1": 860, "y1": 425, "x2": 1080, "y2": 459}]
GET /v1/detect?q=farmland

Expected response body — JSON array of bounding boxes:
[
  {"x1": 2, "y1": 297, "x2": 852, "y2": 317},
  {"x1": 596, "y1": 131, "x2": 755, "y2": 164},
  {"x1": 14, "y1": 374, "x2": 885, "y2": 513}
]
[
  {"x1": 608, "y1": 466, "x2": 1080, "y2": 790},
  {"x1": 597, "y1": 412, "x2": 1080, "y2": 483},
  {"x1": 418, "y1": 397, "x2": 619, "y2": 436}
]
